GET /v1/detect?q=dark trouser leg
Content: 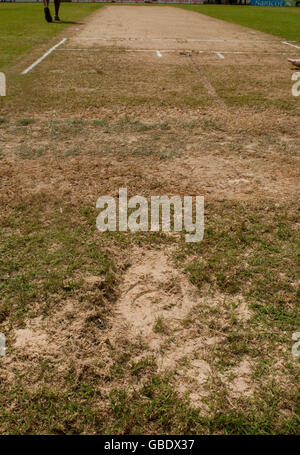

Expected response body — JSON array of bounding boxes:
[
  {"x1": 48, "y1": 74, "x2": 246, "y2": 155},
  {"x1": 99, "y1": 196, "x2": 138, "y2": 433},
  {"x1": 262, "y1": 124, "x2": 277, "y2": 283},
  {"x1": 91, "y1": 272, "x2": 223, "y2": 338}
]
[
  {"x1": 54, "y1": 0, "x2": 61, "y2": 18},
  {"x1": 43, "y1": 0, "x2": 52, "y2": 22}
]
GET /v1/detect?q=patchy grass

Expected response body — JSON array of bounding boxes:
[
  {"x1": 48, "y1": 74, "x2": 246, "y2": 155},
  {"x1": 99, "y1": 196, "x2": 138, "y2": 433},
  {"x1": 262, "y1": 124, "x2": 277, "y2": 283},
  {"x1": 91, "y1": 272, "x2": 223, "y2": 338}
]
[
  {"x1": 2, "y1": 50, "x2": 212, "y2": 116},
  {"x1": 1, "y1": 371, "x2": 298, "y2": 434},
  {"x1": 0, "y1": 193, "x2": 299, "y2": 434},
  {"x1": 16, "y1": 118, "x2": 35, "y2": 127},
  {"x1": 108, "y1": 375, "x2": 300, "y2": 434},
  {"x1": 0, "y1": 4, "x2": 299, "y2": 436},
  {"x1": 181, "y1": 202, "x2": 300, "y2": 331},
  {"x1": 0, "y1": 194, "x2": 116, "y2": 323}
]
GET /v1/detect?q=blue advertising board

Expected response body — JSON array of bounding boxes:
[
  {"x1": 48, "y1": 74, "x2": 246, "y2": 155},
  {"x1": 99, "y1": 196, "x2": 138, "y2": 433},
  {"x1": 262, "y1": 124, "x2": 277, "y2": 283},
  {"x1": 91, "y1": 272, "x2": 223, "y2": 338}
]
[{"x1": 250, "y1": 0, "x2": 285, "y2": 5}]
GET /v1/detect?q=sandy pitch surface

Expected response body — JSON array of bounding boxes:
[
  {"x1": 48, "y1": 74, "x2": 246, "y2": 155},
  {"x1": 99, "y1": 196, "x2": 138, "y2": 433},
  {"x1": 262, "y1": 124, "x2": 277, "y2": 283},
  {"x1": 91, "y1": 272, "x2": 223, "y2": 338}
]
[{"x1": 71, "y1": 5, "x2": 286, "y2": 53}]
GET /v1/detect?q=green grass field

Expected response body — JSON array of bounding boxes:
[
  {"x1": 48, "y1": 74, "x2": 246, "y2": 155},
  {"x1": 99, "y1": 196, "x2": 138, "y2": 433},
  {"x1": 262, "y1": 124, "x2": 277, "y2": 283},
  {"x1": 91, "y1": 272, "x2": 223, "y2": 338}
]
[
  {"x1": 180, "y1": 5, "x2": 300, "y2": 42},
  {"x1": 0, "y1": 3, "x2": 103, "y2": 69}
]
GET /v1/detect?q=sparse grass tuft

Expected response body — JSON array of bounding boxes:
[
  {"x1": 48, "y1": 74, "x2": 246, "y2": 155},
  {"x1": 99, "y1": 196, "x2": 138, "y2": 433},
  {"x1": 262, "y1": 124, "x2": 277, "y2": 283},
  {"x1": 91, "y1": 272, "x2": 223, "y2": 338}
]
[
  {"x1": 17, "y1": 118, "x2": 35, "y2": 126},
  {"x1": 153, "y1": 315, "x2": 168, "y2": 334}
]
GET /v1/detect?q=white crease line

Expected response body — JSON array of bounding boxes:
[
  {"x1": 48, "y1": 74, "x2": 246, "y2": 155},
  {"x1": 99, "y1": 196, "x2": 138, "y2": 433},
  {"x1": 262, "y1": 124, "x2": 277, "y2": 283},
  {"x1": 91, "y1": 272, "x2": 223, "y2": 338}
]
[
  {"x1": 57, "y1": 49, "x2": 177, "y2": 52},
  {"x1": 124, "y1": 50, "x2": 297, "y2": 56},
  {"x1": 57, "y1": 49, "x2": 299, "y2": 56},
  {"x1": 21, "y1": 38, "x2": 67, "y2": 75},
  {"x1": 156, "y1": 50, "x2": 162, "y2": 58},
  {"x1": 70, "y1": 37, "x2": 290, "y2": 43},
  {"x1": 126, "y1": 49, "x2": 176, "y2": 53},
  {"x1": 282, "y1": 41, "x2": 300, "y2": 50}
]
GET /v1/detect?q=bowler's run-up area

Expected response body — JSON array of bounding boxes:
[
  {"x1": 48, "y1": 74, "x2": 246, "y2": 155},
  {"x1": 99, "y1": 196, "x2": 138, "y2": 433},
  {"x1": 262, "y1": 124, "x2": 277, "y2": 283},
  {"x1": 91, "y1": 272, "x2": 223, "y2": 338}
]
[{"x1": 0, "y1": 4, "x2": 299, "y2": 435}]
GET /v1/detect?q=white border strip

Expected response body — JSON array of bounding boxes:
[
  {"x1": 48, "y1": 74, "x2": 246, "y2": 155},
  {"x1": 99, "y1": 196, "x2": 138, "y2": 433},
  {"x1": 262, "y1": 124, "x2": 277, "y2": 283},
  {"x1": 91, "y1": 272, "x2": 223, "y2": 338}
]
[
  {"x1": 282, "y1": 41, "x2": 300, "y2": 51},
  {"x1": 71, "y1": 37, "x2": 290, "y2": 43},
  {"x1": 21, "y1": 38, "x2": 67, "y2": 75},
  {"x1": 58, "y1": 49, "x2": 299, "y2": 56}
]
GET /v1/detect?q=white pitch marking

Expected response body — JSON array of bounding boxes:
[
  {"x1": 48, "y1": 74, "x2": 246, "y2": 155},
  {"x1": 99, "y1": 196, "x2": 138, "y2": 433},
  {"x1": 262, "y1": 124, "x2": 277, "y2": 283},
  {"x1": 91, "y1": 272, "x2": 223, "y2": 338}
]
[
  {"x1": 56, "y1": 49, "x2": 299, "y2": 56},
  {"x1": 21, "y1": 38, "x2": 67, "y2": 75},
  {"x1": 156, "y1": 50, "x2": 162, "y2": 58},
  {"x1": 71, "y1": 37, "x2": 287, "y2": 43},
  {"x1": 282, "y1": 41, "x2": 300, "y2": 51},
  {"x1": 124, "y1": 50, "x2": 295, "y2": 56},
  {"x1": 216, "y1": 52, "x2": 225, "y2": 59},
  {"x1": 125, "y1": 49, "x2": 176, "y2": 53},
  {"x1": 57, "y1": 49, "x2": 178, "y2": 52}
]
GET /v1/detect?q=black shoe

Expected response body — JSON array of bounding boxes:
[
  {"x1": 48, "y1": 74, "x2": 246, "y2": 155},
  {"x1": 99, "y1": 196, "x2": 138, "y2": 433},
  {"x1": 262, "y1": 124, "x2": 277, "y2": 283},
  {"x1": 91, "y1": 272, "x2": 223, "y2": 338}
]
[
  {"x1": 54, "y1": 16, "x2": 60, "y2": 21},
  {"x1": 44, "y1": 7, "x2": 52, "y2": 23}
]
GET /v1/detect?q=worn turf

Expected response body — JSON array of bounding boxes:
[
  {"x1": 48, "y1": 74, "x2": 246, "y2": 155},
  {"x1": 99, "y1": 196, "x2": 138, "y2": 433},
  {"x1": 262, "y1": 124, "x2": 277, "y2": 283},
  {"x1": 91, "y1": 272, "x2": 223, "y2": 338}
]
[{"x1": 0, "y1": 5, "x2": 299, "y2": 435}]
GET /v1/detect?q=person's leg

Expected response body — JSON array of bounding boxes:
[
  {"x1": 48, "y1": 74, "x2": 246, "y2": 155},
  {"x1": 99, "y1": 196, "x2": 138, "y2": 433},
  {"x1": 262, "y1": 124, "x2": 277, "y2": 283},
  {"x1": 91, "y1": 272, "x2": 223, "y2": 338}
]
[
  {"x1": 43, "y1": 0, "x2": 52, "y2": 23},
  {"x1": 288, "y1": 58, "x2": 300, "y2": 68},
  {"x1": 54, "y1": 0, "x2": 61, "y2": 21}
]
